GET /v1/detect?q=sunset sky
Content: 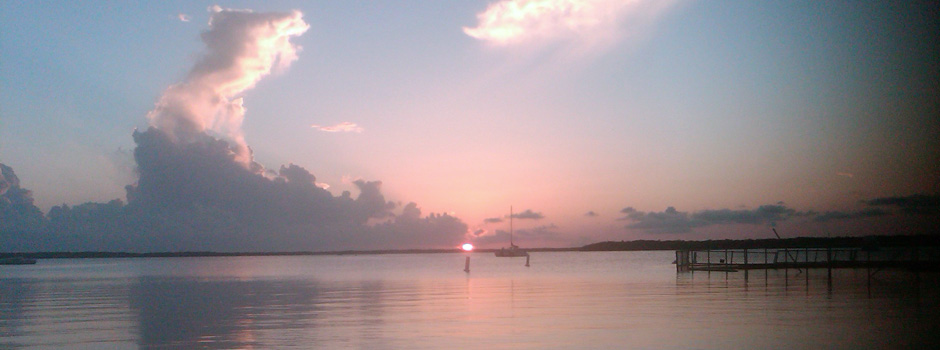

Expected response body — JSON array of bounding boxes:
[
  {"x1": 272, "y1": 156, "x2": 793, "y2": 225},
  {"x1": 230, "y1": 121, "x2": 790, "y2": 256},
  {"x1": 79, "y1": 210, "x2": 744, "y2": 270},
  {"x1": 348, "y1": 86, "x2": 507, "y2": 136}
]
[{"x1": 2, "y1": 1, "x2": 938, "y2": 250}]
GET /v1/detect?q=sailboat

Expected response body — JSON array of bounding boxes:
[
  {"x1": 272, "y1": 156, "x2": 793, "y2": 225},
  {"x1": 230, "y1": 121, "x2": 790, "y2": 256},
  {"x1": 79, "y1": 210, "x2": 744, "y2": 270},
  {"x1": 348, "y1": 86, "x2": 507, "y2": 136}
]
[{"x1": 495, "y1": 206, "x2": 528, "y2": 257}]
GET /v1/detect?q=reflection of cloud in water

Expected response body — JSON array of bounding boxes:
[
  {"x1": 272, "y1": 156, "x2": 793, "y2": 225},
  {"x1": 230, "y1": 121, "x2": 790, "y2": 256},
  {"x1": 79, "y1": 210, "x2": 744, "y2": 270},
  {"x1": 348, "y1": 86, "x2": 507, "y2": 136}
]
[
  {"x1": 350, "y1": 281, "x2": 389, "y2": 349},
  {"x1": 130, "y1": 277, "x2": 401, "y2": 349},
  {"x1": 0, "y1": 279, "x2": 33, "y2": 348},
  {"x1": 0, "y1": 277, "x2": 135, "y2": 348},
  {"x1": 131, "y1": 278, "x2": 322, "y2": 349}
]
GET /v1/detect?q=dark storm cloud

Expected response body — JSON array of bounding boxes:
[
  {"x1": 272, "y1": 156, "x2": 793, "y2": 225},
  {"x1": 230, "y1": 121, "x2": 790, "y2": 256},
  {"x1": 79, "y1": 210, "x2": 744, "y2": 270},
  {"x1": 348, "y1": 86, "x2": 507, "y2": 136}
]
[
  {"x1": 277, "y1": 163, "x2": 316, "y2": 186},
  {"x1": 691, "y1": 205, "x2": 797, "y2": 224},
  {"x1": 5, "y1": 5, "x2": 472, "y2": 252},
  {"x1": 619, "y1": 204, "x2": 808, "y2": 234},
  {"x1": 3, "y1": 128, "x2": 468, "y2": 252},
  {"x1": 618, "y1": 197, "x2": 940, "y2": 234},
  {"x1": 511, "y1": 209, "x2": 544, "y2": 220},
  {"x1": 370, "y1": 203, "x2": 468, "y2": 250},
  {"x1": 617, "y1": 207, "x2": 643, "y2": 221},
  {"x1": 0, "y1": 164, "x2": 47, "y2": 249},
  {"x1": 114, "y1": 127, "x2": 462, "y2": 251},
  {"x1": 813, "y1": 208, "x2": 889, "y2": 222},
  {"x1": 0, "y1": 165, "x2": 11, "y2": 196},
  {"x1": 0, "y1": 7, "x2": 472, "y2": 253},
  {"x1": 622, "y1": 206, "x2": 705, "y2": 234},
  {"x1": 865, "y1": 194, "x2": 940, "y2": 214}
]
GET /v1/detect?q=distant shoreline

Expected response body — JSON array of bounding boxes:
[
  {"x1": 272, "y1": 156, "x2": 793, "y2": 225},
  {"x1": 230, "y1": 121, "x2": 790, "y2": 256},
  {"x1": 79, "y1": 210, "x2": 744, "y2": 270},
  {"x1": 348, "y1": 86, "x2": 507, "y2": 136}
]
[{"x1": 1, "y1": 234, "x2": 936, "y2": 260}]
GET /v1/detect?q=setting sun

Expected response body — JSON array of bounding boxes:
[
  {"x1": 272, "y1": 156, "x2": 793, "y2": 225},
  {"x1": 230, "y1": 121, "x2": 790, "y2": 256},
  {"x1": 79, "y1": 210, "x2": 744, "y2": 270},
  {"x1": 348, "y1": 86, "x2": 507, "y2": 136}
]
[{"x1": 461, "y1": 243, "x2": 474, "y2": 251}]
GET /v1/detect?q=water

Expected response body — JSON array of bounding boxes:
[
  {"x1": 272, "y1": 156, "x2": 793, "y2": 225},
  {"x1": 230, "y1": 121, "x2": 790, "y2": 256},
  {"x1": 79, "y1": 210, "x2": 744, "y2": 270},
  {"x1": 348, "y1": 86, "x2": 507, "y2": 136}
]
[{"x1": 1, "y1": 251, "x2": 938, "y2": 349}]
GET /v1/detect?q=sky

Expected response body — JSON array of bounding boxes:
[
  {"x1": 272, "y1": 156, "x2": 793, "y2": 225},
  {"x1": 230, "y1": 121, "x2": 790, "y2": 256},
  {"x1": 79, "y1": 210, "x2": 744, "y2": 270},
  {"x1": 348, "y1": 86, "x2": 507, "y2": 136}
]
[{"x1": 1, "y1": 1, "x2": 938, "y2": 251}]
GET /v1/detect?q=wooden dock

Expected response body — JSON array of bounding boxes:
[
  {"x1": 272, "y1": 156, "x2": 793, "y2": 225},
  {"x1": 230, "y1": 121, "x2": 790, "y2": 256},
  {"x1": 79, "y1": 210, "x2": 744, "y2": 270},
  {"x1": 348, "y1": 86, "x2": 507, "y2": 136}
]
[{"x1": 675, "y1": 246, "x2": 940, "y2": 273}]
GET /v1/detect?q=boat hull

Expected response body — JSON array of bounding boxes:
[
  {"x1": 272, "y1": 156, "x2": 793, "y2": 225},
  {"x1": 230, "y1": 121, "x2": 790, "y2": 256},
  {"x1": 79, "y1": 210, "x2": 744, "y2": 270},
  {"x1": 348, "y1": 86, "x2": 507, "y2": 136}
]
[{"x1": 495, "y1": 249, "x2": 528, "y2": 257}]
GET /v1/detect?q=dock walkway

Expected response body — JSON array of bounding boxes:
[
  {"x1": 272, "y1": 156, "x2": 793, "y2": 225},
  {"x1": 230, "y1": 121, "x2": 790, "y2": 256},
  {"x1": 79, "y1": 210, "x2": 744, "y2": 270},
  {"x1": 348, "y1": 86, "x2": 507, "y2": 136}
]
[{"x1": 675, "y1": 247, "x2": 940, "y2": 272}]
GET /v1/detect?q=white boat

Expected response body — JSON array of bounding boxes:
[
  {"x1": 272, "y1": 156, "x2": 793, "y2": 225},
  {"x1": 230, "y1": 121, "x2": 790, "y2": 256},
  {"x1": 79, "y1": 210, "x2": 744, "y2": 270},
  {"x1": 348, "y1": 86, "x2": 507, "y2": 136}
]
[{"x1": 495, "y1": 206, "x2": 528, "y2": 257}]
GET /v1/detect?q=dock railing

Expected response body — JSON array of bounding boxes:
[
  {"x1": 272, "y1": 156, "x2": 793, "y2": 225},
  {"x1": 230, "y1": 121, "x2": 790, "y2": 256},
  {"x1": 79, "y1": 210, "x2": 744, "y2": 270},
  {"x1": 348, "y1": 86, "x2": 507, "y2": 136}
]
[{"x1": 676, "y1": 246, "x2": 938, "y2": 272}]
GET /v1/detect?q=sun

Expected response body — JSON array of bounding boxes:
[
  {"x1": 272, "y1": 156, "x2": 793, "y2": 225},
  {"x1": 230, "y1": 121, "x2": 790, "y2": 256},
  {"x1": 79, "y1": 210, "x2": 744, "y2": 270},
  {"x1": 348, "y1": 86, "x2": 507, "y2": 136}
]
[{"x1": 461, "y1": 243, "x2": 474, "y2": 252}]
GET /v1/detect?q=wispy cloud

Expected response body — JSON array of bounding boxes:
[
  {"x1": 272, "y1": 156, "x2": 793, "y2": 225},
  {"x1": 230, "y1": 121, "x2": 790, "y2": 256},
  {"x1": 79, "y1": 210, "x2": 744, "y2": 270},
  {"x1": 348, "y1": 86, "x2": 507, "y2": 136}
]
[
  {"x1": 177, "y1": 13, "x2": 191, "y2": 22},
  {"x1": 464, "y1": 0, "x2": 678, "y2": 51},
  {"x1": 311, "y1": 122, "x2": 364, "y2": 133}
]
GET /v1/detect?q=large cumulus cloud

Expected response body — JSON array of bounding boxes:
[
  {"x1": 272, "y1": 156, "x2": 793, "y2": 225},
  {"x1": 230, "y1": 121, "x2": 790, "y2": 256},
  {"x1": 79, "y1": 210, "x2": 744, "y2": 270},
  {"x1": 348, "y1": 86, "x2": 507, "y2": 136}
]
[
  {"x1": 0, "y1": 164, "x2": 46, "y2": 243},
  {"x1": 147, "y1": 6, "x2": 309, "y2": 165},
  {"x1": 0, "y1": 7, "x2": 468, "y2": 252}
]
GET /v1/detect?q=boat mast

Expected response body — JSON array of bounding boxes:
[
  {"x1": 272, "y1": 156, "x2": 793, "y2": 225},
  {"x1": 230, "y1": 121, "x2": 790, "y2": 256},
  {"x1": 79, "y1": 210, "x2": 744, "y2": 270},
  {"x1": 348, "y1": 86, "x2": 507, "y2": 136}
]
[{"x1": 510, "y1": 205, "x2": 513, "y2": 247}]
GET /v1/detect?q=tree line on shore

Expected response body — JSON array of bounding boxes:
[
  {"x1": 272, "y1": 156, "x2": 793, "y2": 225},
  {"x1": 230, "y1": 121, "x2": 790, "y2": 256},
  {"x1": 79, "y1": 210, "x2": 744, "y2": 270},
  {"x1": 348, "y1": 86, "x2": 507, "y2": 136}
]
[{"x1": 2, "y1": 234, "x2": 937, "y2": 259}]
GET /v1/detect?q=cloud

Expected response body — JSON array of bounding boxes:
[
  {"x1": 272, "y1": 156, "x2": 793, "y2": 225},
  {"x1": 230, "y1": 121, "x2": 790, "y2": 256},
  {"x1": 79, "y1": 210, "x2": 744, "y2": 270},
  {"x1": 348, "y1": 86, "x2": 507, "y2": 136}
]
[
  {"x1": 464, "y1": 0, "x2": 678, "y2": 51},
  {"x1": 311, "y1": 122, "x2": 364, "y2": 133},
  {"x1": 484, "y1": 217, "x2": 504, "y2": 223},
  {"x1": 621, "y1": 206, "x2": 703, "y2": 234},
  {"x1": 369, "y1": 203, "x2": 469, "y2": 250},
  {"x1": 0, "y1": 164, "x2": 46, "y2": 241},
  {"x1": 1, "y1": 7, "x2": 471, "y2": 253},
  {"x1": 837, "y1": 172, "x2": 854, "y2": 178},
  {"x1": 865, "y1": 194, "x2": 940, "y2": 214},
  {"x1": 691, "y1": 205, "x2": 797, "y2": 225},
  {"x1": 616, "y1": 198, "x2": 940, "y2": 234},
  {"x1": 620, "y1": 204, "x2": 807, "y2": 234},
  {"x1": 511, "y1": 209, "x2": 544, "y2": 220},
  {"x1": 471, "y1": 223, "x2": 558, "y2": 246},
  {"x1": 517, "y1": 223, "x2": 560, "y2": 238},
  {"x1": 813, "y1": 208, "x2": 888, "y2": 222},
  {"x1": 147, "y1": 6, "x2": 309, "y2": 165},
  {"x1": 49, "y1": 127, "x2": 465, "y2": 252},
  {"x1": 617, "y1": 206, "x2": 642, "y2": 220},
  {"x1": 177, "y1": 13, "x2": 191, "y2": 22},
  {"x1": 471, "y1": 229, "x2": 510, "y2": 246},
  {"x1": 585, "y1": 210, "x2": 598, "y2": 217},
  {"x1": 0, "y1": 164, "x2": 11, "y2": 196}
]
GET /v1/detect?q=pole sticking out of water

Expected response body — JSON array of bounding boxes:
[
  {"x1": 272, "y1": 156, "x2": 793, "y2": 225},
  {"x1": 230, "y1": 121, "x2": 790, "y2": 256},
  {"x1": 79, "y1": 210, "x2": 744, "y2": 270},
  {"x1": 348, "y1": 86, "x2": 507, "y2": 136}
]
[
  {"x1": 461, "y1": 243, "x2": 473, "y2": 273},
  {"x1": 525, "y1": 254, "x2": 530, "y2": 267},
  {"x1": 773, "y1": 228, "x2": 802, "y2": 273}
]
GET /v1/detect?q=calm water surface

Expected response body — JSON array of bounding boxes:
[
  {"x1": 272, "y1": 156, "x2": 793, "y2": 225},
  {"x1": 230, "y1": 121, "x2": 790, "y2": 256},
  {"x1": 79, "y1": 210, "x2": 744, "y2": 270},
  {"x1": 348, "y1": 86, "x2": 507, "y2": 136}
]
[{"x1": 1, "y1": 251, "x2": 938, "y2": 349}]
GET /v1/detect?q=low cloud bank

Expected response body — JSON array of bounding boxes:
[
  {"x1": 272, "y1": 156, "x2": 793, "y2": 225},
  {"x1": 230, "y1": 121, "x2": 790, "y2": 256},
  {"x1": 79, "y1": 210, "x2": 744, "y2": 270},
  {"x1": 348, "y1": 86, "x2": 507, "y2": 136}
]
[{"x1": 618, "y1": 195, "x2": 939, "y2": 234}]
